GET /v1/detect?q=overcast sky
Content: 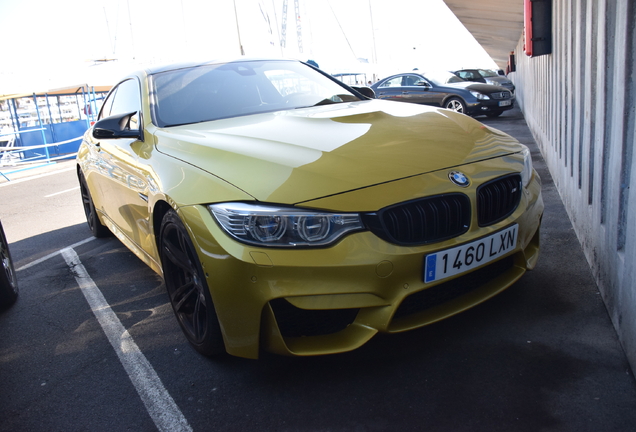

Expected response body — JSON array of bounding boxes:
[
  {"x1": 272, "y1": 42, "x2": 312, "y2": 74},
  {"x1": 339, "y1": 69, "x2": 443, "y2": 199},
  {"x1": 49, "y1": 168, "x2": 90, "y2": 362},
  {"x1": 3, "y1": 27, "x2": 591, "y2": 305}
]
[{"x1": 0, "y1": 0, "x2": 496, "y2": 93}]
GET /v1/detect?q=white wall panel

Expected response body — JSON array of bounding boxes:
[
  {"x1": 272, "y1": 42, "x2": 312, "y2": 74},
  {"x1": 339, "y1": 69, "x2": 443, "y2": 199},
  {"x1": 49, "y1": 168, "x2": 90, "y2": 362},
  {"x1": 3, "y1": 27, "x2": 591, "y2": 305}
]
[{"x1": 512, "y1": 0, "x2": 636, "y2": 372}]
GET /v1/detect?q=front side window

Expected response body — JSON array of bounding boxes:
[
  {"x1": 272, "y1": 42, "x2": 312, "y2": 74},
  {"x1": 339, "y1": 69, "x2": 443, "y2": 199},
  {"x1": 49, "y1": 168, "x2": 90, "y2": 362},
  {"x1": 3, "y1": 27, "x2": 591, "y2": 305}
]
[
  {"x1": 107, "y1": 79, "x2": 141, "y2": 130},
  {"x1": 98, "y1": 89, "x2": 116, "y2": 121},
  {"x1": 403, "y1": 75, "x2": 428, "y2": 86},
  {"x1": 150, "y1": 60, "x2": 361, "y2": 127}
]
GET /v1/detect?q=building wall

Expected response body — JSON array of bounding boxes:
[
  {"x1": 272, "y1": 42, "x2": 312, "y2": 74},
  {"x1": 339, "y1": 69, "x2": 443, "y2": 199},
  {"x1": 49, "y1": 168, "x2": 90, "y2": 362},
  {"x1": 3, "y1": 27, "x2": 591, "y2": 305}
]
[{"x1": 512, "y1": 0, "x2": 636, "y2": 371}]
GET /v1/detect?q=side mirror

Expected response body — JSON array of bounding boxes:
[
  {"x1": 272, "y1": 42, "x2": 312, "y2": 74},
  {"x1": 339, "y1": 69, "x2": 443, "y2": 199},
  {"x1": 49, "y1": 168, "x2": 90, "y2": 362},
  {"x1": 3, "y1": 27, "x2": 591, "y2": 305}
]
[
  {"x1": 93, "y1": 112, "x2": 141, "y2": 139},
  {"x1": 352, "y1": 86, "x2": 376, "y2": 99},
  {"x1": 416, "y1": 82, "x2": 431, "y2": 88}
]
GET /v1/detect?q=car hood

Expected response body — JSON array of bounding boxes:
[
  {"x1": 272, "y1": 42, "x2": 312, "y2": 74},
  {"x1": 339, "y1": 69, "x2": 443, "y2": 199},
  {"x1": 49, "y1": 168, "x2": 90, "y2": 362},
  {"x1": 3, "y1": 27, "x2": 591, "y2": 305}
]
[{"x1": 154, "y1": 100, "x2": 521, "y2": 204}]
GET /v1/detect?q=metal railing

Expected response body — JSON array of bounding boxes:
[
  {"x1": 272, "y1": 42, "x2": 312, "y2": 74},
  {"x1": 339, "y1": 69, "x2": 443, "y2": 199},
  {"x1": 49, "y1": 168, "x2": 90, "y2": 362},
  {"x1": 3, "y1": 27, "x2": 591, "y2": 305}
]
[
  {"x1": 0, "y1": 133, "x2": 82, "y2": 181},
  {"x1": 1, "y1": 85, "x2": 109, "y2": 181}
]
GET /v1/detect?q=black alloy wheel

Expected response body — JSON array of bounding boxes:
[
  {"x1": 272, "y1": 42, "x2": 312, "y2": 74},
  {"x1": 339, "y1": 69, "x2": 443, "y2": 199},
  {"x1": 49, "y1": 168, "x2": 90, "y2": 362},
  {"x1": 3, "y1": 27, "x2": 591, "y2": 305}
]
[
  {"x1": 444, "y1": 97, "x2": 467, "y2": 114},
  {"x1": 79, "y1": 171, "x2": 111, "y2": 238},
  {"x1": 159, "y1": 210, "x2": 225, "y2": 356},
  {"x1": 0, "y1": 222, "x2": 18, "y2": 309}
]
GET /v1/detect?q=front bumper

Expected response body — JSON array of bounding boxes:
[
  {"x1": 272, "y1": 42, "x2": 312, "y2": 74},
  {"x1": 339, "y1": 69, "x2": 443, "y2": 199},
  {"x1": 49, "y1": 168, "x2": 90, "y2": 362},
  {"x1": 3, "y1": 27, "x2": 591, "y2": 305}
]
[
  {"x1": 467, "y1": 99, "x2": 515, "y2": 115},
  {"x1": 180, "y1": 167, "x2": 543, "y2": 359}
]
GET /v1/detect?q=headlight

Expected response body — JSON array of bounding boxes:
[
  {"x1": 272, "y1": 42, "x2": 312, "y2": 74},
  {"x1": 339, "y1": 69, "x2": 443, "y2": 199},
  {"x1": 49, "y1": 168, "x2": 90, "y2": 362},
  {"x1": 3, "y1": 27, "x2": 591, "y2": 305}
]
[
  {"x1": 470, "y1": 91, "x2": 490, "y2": 100},
  {"x1": 209, "y1": 203, "x2": 364, "y2": 247},
  {"x1": 520, "y1": 146, "x2": 534, "y2": 187}
]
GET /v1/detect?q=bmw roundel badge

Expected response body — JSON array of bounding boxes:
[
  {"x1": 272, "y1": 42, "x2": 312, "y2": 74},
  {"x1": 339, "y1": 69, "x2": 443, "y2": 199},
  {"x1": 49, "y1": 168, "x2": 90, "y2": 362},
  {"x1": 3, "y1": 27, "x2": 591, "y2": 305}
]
[{"x1": 449, "y1": 171, "x2": 470, "y2": 187}]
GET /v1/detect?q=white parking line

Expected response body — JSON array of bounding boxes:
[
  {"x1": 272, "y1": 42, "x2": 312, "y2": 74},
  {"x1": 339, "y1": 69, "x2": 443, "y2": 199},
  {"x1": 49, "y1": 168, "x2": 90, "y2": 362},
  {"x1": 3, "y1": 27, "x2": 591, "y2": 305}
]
[
  {"x1": 0, "y1": 166, "x2": 76, "y2": 187},
  {"x1": 16, "y1": 237, "x2": 96, "y2": 272},
  {"x1": 61, "y1": 247, "x2": 192, "y2": 432},
  {"x1": 44, "y1": 186, "x2": 80, "y2": 198}
]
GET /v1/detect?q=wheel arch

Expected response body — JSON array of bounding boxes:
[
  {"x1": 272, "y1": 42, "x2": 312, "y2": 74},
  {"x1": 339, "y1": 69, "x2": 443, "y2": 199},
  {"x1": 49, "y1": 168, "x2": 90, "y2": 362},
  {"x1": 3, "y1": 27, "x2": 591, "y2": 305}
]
[
  {"x1": 157, "y1": 205, "x2": 228, "y2": 357},
  {"x1": 152, "y1": 199, "x2": 174, "y2": 248},
  {"x1": 76, "y1": 164, "x2": 88, "y2": 189},
  {"x1": 77, "y1": 164, "x2": 112, "y2": 238},
  {"x1": 442, "y1": 94, "x2": 467, "y2": 107}
]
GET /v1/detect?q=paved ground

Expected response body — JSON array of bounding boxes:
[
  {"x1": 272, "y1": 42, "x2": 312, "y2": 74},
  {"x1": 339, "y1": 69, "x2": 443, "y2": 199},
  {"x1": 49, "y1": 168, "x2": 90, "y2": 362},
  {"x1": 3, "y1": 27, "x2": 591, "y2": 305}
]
[
  {"x1": 1, "y1": 106, "x2": 635, "y2": 431},
  {"x1": 1, "y1": 158, "x2": 77, "y2": 184}
]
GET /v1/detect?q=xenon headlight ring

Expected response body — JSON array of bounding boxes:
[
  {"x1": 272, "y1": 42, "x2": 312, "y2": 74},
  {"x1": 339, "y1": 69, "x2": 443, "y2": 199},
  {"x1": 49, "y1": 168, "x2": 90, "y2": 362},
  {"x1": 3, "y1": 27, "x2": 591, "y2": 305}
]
[{"x1": 209, "y1": 202, "x2": 364, "y2": 248}]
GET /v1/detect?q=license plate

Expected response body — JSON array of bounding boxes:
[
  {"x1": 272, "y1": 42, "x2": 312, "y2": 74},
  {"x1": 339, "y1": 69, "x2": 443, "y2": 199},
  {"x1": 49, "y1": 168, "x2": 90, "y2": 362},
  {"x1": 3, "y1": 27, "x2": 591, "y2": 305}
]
[
  {"x1": 424, "y1": 225, "x2": 518, "y2": 283},
  {"x1": 499, "y1": 100, "x2": 512, "y2": 106}
]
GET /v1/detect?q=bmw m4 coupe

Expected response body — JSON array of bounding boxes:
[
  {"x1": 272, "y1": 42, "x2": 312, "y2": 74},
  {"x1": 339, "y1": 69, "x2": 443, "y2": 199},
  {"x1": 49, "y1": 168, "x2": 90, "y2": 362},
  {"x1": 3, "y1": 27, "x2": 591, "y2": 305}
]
[{"x1": 77, "y1": 58, "x2": 543, "y2": 359}]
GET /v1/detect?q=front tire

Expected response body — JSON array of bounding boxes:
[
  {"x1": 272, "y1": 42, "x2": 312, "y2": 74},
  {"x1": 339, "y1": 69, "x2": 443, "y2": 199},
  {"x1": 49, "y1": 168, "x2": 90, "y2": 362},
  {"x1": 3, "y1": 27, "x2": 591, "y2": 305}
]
[
  {"x1": 444, "y1": 97, "x2": 467, "y2": 114},
  {"x1": 79, "y1": 170, "x2": 111, "y2": 238},
  {"x1": 0, "y1": 222, "x2": 18, "y2": 309},
  {"x1": 159, "y1": 210, "x2": 225, "y2": 356}
]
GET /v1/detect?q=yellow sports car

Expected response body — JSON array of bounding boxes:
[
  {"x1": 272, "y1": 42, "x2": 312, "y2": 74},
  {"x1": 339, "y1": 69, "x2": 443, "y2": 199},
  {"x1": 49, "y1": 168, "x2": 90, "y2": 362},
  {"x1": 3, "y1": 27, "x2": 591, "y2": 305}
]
[{"x1": 77, "y1": 59, "x2": 543, "y2": 359}]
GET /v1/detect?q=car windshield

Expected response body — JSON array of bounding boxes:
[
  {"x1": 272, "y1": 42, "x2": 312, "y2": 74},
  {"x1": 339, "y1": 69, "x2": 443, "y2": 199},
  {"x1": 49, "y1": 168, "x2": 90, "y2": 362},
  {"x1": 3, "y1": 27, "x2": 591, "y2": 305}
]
[
  {"x1": 478, "y1": 69, "x2": 500, "y2": 78},
  {"x1": 424, "y1": 71, "x2": 465, "y2": 86},
  {"x1": 150, "y1": 60, "x2": 361, "y2": 127}
]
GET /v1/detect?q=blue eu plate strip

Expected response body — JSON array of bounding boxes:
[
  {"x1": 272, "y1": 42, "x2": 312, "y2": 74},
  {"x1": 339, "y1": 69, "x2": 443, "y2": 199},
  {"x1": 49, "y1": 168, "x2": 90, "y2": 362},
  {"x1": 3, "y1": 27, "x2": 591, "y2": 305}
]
[{"x1": 425, "y1": 255, "x2": 436, "y2": 283}]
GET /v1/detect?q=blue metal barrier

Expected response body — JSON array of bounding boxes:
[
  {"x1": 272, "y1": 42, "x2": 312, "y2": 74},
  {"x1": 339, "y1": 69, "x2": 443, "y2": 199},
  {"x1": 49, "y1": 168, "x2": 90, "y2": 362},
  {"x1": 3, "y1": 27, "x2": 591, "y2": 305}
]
[{"x1": 0, "y1": 85, "x2": 111, "y2": 181}]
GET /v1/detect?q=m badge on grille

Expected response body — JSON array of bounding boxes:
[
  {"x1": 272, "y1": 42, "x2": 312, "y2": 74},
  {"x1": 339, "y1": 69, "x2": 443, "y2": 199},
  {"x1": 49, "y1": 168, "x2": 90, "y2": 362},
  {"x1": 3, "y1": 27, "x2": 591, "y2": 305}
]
[{"x1": 449, "y1": 171, "x2": 470, "y2": 187}]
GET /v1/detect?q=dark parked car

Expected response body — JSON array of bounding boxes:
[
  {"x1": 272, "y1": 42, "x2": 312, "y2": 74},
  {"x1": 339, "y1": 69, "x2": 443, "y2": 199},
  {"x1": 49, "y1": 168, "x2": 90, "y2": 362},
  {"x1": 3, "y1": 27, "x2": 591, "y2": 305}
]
[
  {"x1": 453, "y1": 69, "x2": 516, "y2": 94},
  {"x1": 371, "y1": 71, "x2": 514, "y2": 117},
  {"x1": 0, "y1": 220, "x2": 18, "y2": 309}
]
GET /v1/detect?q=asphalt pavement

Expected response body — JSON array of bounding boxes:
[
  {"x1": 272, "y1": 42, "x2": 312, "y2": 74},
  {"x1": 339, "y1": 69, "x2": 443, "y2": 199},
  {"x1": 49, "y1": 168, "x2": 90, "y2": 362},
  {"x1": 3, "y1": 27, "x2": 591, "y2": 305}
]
[
  {"x1": 0, "y1": 158, "x2": 77, "y2": 184},
  {"x1": 1, "y1": 106, "x2": 635, "y2": 432}
]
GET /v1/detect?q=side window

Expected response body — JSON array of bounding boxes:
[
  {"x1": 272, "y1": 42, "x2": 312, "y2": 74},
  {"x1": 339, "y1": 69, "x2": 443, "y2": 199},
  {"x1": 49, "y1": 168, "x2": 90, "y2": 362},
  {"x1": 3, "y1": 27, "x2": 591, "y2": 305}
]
[
  {"x1": 379, "y1": 76, "x2": 404, "y2": 88},
  {"x1": 108, "y1": 79, "x2": 142, "y2": 130},
  {"x1": 404, "y1": 75, "x2": 427, "y2": 86},
  {"x1": 98, "y1": 88, "x2": 117, "y2": 120}
]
